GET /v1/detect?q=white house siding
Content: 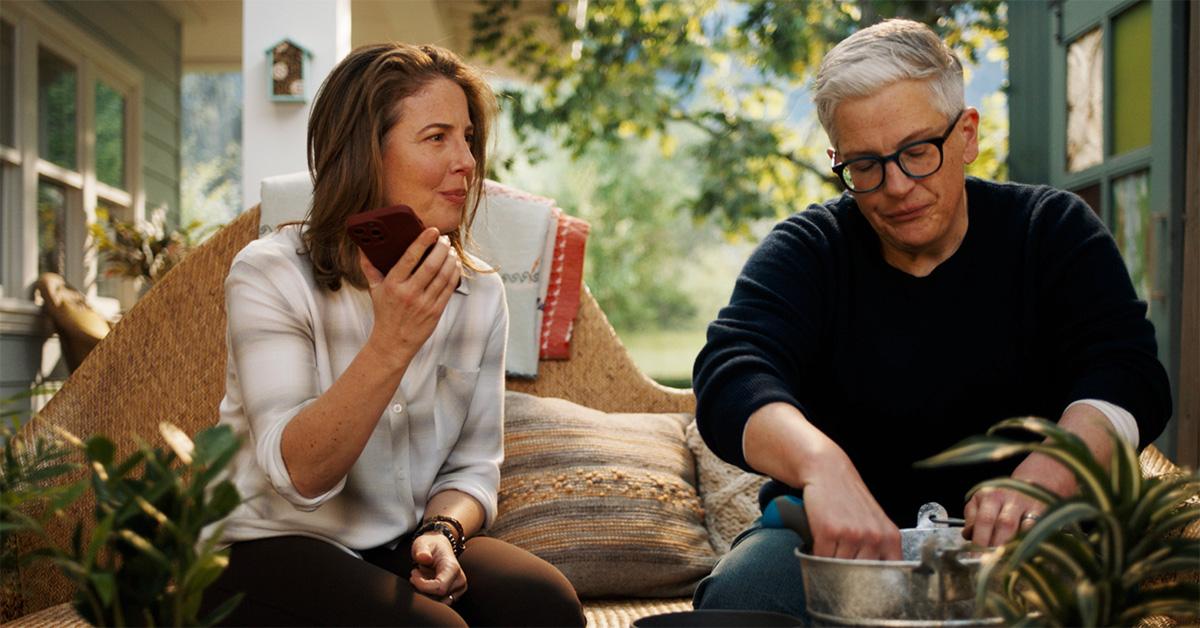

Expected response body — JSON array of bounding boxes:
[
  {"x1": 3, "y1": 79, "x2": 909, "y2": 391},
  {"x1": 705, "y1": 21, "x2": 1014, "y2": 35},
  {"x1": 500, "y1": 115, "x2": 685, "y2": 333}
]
[
  {"x1": 0, "y1": 1, "x2": 182, "y2": 417},
  {"x1": 46, "y1": 0, "x2": 182, "y2": 220}
]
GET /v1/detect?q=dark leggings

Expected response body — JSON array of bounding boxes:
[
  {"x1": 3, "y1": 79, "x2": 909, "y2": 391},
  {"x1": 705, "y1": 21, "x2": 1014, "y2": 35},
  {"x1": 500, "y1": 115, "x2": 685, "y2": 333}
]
[{"x1": 199, "y1": 535, "x2": 585, "y2": 627}]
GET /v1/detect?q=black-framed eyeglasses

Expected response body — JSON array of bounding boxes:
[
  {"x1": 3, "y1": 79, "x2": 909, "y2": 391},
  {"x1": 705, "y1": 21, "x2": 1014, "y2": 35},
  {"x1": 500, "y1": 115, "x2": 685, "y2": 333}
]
[{"x1": 831, "y1": 110, "x2": 964, "y2": 194}]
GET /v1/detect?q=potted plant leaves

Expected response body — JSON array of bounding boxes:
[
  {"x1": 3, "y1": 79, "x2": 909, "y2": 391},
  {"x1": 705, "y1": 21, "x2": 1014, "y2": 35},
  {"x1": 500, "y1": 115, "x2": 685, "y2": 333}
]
[
  {"x1": 918, "y1": 417, "x2": 1199, "y2": 627},
  {"x1": 1, "y1": 409, "x2": 243, "y2": 627}
]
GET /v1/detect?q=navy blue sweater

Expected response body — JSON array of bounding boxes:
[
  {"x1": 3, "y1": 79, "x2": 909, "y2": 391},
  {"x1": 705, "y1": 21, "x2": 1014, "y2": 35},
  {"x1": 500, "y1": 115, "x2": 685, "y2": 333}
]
[{"x1": 693, "y1": 178, "x2": 1171, "y2": 524}]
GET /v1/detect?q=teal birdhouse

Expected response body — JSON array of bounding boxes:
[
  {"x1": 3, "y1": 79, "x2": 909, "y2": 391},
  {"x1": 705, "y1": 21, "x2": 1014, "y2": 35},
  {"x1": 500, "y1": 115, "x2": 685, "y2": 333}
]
[{"x1": 266, "y1": 38, "x2": 312, "y2": 103}]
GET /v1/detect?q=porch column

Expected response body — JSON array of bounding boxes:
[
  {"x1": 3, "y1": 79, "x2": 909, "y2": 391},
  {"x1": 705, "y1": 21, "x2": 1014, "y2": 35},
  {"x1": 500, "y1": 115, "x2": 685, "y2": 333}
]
[{"x1": 242, "y1": 0, "x2": 350, "y2": 208}]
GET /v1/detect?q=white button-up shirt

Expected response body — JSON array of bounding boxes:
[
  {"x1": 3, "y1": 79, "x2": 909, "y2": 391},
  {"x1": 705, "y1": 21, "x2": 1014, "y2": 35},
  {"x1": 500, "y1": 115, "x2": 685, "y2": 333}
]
[{"x1": 213, "y1": 227, "x2": 506, "y2": 553}]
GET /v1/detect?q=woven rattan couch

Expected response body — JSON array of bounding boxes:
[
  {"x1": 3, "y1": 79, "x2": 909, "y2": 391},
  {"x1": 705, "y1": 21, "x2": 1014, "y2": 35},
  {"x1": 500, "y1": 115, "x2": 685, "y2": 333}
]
[
  {"x1": 2, "y1": 205, "x2": 697, "y2": 627},
  {"x1": 2, "y1": 205, "x2": 1195, "y2": 627}
]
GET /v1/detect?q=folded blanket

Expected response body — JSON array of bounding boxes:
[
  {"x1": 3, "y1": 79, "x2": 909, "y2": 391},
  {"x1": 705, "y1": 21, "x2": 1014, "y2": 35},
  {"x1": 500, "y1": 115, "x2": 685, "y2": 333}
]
[
  {"x1": 535, "y1": 207, "x2": 562, "y2": 360},
  {"x1": 541, "y1": 211, "x2": 590, "y2": 360},
  {"x1": 473, "y1": 181, "x2": 557, "y2": 378}
]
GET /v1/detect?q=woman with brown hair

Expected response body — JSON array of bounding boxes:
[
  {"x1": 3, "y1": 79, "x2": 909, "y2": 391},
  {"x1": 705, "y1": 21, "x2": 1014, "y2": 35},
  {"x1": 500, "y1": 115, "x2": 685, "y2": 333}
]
[{"x1": 200, "y1": 43, "x2": 584, "y2": 627}]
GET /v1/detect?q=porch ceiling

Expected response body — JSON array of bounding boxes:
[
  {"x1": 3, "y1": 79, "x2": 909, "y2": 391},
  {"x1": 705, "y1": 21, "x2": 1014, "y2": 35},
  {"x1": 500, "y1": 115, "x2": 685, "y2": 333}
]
[{"x1": 160, "y1": 0, "x2": 537, "y2": 74}]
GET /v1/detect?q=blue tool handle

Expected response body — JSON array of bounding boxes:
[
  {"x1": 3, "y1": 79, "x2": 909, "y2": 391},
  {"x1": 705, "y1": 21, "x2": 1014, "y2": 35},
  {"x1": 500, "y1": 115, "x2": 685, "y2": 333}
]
[{"x1": 762, "y1": 495, "x2": 814, "y2": 548}]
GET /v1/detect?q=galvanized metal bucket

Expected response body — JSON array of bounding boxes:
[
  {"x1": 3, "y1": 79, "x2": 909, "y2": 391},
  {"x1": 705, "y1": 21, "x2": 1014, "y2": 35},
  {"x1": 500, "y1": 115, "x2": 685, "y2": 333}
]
[{"x1": 795, "y1": 517, "x2": 1003, "y2": 626}]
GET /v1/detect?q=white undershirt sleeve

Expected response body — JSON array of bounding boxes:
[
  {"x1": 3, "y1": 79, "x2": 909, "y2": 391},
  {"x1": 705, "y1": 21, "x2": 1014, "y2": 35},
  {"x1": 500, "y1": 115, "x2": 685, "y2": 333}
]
[{"x1": 1066, "y1": 398, "x2": 1139, "y2": 447}]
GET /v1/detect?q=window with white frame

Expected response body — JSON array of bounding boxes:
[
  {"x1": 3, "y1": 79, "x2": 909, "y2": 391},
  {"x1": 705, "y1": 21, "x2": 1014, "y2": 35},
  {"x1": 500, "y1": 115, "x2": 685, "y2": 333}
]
[{"x1": 0, "y1": 4, "x2": 142, "y2": 317}]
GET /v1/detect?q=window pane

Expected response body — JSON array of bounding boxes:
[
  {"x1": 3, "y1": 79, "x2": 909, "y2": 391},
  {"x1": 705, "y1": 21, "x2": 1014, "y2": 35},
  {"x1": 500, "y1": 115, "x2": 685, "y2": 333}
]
[
  {"x1": 1112, "y1": 1, "x2": 1152, "y2": 154},
  {"x1": 1111, "y1": 170, "x2": 1153, "y2": 309},
  {"x1": 95, "y1": 81, "x2": 125, "y2": 188},
  {"x1": 95, "y1": 198, "x2": 127, "y2": 300},
  {"x1": 1066, "y1": 28, "x2": 1103, "y2": 173},
  {"x1": 38, "y1": 47, "x2": 76, "y2": 170},
  {"x1": 1, "y1": 20, "x2": 15, "y2": 147},
  {"x1": 37, "y1": 178, "x2": 68, "y2": 276}
]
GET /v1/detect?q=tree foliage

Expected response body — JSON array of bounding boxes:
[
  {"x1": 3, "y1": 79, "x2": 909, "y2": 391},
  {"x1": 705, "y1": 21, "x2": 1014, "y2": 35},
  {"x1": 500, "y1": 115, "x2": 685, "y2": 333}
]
[
  {"x1": 472, "y1": 0, "x2": 1007, "y2": 231},
  {"x1": 181, "y1": 72, "x2": 243, "y2": 226},
  {"x1": 503, "y1": 135, "x2": 707, "y2": 332}
]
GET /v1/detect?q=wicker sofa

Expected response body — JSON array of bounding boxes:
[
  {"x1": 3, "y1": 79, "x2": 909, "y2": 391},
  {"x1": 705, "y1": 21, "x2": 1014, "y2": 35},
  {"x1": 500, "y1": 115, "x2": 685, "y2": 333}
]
[
  {"x1": 2, "y1": 205, "x2": 702, "y2": 627},
  {"x1": 2, "y1": 205, "x2": 1194, "y2": 627}
]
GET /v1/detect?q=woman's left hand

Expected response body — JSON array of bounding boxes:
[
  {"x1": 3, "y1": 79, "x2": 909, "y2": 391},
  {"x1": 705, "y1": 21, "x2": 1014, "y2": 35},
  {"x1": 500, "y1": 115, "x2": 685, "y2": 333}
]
[{"x1": 410, "y1": 532, "x2": 467, "y2": 605}]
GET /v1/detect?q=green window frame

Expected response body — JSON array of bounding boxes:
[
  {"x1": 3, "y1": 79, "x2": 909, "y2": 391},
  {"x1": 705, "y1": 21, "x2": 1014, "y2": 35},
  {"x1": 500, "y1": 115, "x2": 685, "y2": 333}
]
[{"x1": 1010, "y1": 0, "x2": 1188, "y2": 459}]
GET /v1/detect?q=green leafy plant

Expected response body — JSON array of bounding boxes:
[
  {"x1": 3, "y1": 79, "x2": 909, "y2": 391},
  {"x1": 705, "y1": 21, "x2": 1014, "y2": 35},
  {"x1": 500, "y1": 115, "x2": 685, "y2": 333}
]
[
  {"x1": 1, "y1": 393, "x2": 82, "y2": 609},
  {"x1": 918, "y1": 417, "x2": 1200, "y2": 626},
  {"x1": 1, "y1": 412, "x2": 243, "y2": 626},
  {"x1": 89, "y1": 208, "x2": 218, "y2": 287}
]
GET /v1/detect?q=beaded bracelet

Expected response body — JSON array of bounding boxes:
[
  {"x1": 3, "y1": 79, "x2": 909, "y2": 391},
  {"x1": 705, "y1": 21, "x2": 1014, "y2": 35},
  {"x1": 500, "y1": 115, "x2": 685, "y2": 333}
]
[
  {"x1": 415, "y1": 520, "x2": 464, "y2": 556},
  {"x1": 424, "y1": 515, "x2": 465, "y2": 544}
]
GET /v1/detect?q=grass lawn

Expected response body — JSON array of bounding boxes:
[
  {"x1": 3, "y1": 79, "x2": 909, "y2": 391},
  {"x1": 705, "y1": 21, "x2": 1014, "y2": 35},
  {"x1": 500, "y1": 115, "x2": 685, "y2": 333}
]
[{"x1": 618, "y1": 327, "x2": 708, "y2": 389}]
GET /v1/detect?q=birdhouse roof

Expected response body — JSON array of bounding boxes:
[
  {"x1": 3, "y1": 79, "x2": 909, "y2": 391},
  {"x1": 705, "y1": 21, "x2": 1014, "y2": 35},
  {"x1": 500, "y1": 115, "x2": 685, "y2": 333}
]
[{"x1": 264, "y1": 38, "x2": 313, "y2": 57}]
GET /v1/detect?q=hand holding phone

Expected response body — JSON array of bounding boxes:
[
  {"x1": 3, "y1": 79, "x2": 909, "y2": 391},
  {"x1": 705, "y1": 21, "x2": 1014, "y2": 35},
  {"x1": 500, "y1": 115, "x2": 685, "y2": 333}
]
[{"x1": 347, "y1": 204, "x2": 429, "y2": 276}]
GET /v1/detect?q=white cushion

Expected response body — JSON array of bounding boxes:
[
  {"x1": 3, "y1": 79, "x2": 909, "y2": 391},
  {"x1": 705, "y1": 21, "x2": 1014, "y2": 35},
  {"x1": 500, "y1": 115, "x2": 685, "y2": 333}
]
[{"x1": 259, "y1": 171, "x2": 314, "y2": 233}]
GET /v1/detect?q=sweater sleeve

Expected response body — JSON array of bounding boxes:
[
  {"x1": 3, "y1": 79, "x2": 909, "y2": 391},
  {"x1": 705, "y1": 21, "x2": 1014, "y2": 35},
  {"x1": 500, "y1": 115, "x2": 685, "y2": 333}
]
[
  {"x1": 692, "y1": 207, "x2": 836, "y2": 471},
  {"x1": 1031, "y1": 188, "x2": 1172, "y2": 448}
]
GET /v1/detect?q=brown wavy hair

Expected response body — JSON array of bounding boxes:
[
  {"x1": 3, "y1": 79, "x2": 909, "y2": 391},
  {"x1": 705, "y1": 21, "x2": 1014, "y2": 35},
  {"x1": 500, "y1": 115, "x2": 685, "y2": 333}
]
[{"x1": 302, "y1": 43, "x2": 497, "y2": 291}]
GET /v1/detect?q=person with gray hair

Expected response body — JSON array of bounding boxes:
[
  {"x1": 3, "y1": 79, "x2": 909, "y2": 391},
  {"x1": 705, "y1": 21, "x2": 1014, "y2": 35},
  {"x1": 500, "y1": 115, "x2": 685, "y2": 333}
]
[{"x1": 691, "y1": 18, "x2": 1169, "y2": 619}]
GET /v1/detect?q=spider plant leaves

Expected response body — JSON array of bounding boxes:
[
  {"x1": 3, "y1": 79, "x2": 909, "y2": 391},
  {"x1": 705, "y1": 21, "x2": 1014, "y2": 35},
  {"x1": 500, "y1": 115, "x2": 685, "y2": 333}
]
[
  {"x1": 1015, "y1": 560, "x2": 1066, "y2": 620},
  {"x1": 914, "y1": 434, "x2": 1035, "y2": 468},
  {"x1": 1129, "y1": 474, "x2": 1199, "y2": 533},
  {"x1": 1117, "y1": 583, "x2": 1200, "y2": 624},
  {"x1": 1132, "y1": 505, "x2": 1200, "y2": 559},
  {"x1": 917, "y1": 420, "x2": 1112, "y2": 512},
  {"x1": 986, "y1": 417, "x2": 1090, "y2": 458},
  {"x1": 1122, "y1": 551, "x2": 1199, "y2": 589},
  {"x1": 929, "y1": 416, "x2": 1200, "y2": 627},
  {"x1": 1075, "y1": 579, "x2": 1100, "y2": 627},
  {"x1": 981, "y1": 589, "x2": 1029, "y2": 626},
  {"x1": 1110, "y1": 434, "x2": 1142, "y2": 505},
  {"x1": 1007, "y1": 501, "x2": 1102, "y2": 567},
  {"x1": 1027, "y1": 537, "x2": 1091, "y2": 581},
  {"x1": 966, "y1": 477, "x2": 1059, "y2": 506}
]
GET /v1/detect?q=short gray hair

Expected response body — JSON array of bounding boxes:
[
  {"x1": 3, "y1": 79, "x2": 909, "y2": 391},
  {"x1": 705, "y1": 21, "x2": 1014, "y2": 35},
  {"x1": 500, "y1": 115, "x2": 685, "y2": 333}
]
[{"x1": 813, "y1": 19, "x2": 964, "y2": 146}]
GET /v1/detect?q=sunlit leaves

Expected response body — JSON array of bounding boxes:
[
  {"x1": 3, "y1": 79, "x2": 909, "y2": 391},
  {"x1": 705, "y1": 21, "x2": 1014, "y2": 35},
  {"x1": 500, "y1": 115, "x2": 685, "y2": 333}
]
[{"x1": 471, "y1": 0, "x2": 1008, "y2": 229}]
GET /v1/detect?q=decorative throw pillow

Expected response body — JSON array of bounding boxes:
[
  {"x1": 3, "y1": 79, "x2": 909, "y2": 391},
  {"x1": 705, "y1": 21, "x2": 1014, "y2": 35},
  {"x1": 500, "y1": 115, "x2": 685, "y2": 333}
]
[
  {"x1": 684, "y1": 420, "x2": 769, "y2": 554},
  {"x1": 492, "y1": 392, "x2": 718, "y2": 597}
]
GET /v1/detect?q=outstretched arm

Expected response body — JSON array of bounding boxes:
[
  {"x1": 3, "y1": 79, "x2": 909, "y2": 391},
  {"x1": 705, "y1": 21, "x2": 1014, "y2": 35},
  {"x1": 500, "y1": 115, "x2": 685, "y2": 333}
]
[{"x1": 745, "y1": 402, "x2": 901, "y2": 560}]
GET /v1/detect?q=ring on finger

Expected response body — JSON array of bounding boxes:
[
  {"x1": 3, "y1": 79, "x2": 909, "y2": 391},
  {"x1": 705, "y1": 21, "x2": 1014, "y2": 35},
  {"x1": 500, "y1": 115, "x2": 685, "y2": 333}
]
[
  {"x1": 446, "y1": 593, "x2": 454, "y2": 604},
  {"x1": 1020, "y1": 512, "x2": 1040, "y2": 526}
]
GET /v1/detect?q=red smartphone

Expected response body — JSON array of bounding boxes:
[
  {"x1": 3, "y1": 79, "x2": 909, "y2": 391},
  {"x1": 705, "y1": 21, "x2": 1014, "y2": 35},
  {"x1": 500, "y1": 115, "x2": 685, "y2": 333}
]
[{"x1": 346, "y1": 204, "x2": 428, "y2": 276}]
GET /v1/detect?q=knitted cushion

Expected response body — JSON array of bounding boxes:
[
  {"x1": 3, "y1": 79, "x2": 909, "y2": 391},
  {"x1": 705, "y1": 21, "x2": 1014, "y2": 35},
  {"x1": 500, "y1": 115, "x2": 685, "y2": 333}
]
[
  {"x1": 685, "y1": 420, "x2": 769, "y2": 554},
  {"x1": 492, "y1": 392, "x2": 717, "y2": 597}
]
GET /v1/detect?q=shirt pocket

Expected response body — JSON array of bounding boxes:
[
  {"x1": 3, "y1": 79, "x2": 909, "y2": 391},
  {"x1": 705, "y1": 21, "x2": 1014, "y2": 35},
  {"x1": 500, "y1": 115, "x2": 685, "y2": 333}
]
[{"x1": 433, "y1": 364, "x2": 480, "y2": 452}]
